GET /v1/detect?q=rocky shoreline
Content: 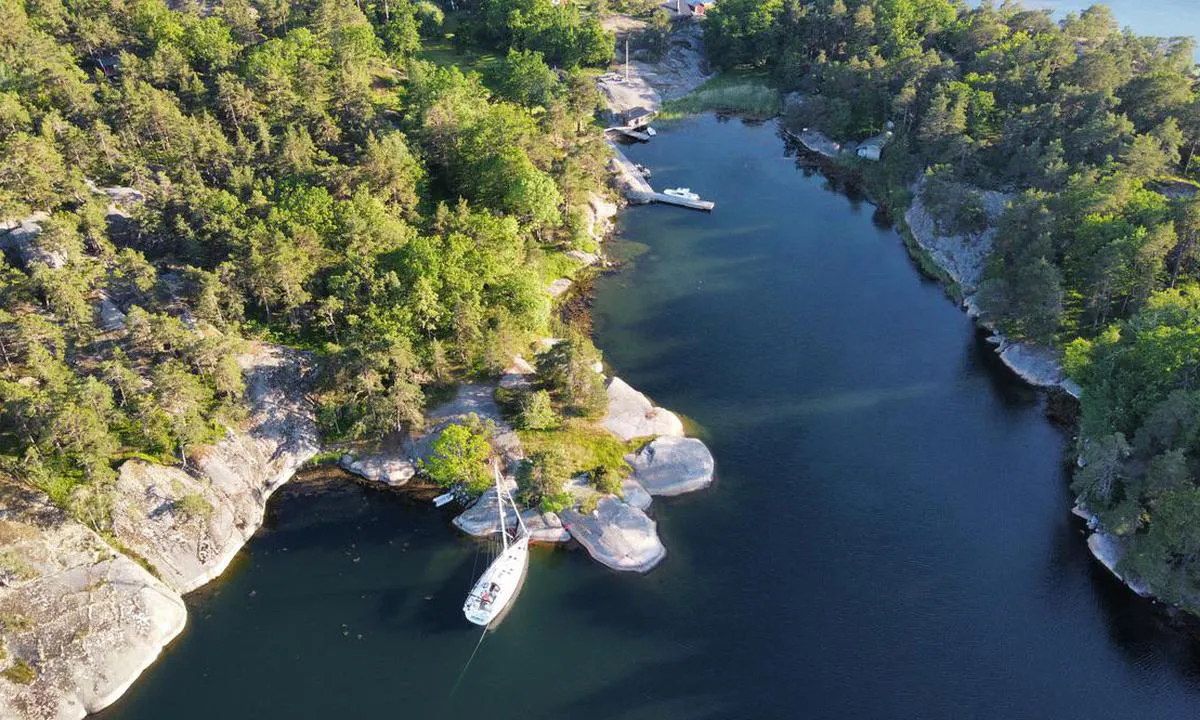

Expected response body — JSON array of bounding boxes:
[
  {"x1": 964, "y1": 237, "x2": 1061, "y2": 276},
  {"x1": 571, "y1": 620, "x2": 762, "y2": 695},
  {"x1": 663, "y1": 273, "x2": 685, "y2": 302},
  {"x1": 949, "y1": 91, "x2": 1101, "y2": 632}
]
[
  {"x1": 780, "y1": 117, "x2": 1173, "y2": 607},
  {"x1": 0, "y1": 19, "x2": 727, "y2": 717},
  {"x1": 0, "y1": 344, "x2": 320, "y2": 720}
]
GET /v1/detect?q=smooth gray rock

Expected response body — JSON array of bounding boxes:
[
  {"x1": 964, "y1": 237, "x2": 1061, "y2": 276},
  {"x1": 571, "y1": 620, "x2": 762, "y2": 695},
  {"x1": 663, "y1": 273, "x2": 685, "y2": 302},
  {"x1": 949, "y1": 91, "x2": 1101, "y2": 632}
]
[
  {"x1": 903, "y1": 175, "x2": 1010, "y2": 292},
  {"x1": 997, "y1": 341, "x2": 1065, "y2": 389},
  {"x1": 629, "y1": 436, "x2": 714, "y2": 496},
  {"x1": 0, "y1": 479, "x2": 187, "y2": 720},
  {"x1": 1087, "y1": 533, "x2": 1151, "y2": 597},
  {"x1": 452, "y1": 481, "x2": 520, "y2": 538},
  {"x1": 566, "y1": 250, "x2": 600, "y2": 266},
  {"x1": 338, "y1": 453, "x2": 415, "y2": 487},
  {"x1": 522, "y1": 509, "x2": 571, "y2": 543},
  {"x1": 621, "y1": 478, "x2": 652, "y2": 511},
  {"x1": 410, "y1": 383, "x2": 522, "y2": 463},
  {"x1": 451, "y1": 482, "x2": 569, "y2": 543},
  {"x1": 602, "y1": 377, "x2": 684, "y2": 441},
  {"x1": 585, "y1": 193, "x2": 617, "y2": 245},
  {"x1": 561, "y1": 497, "x2": 665, "y2": 573},
  {"x1": 499, "y1": 356, "x2": 535, "y2": 390},
  {"x1": 547, "y1": 278, "x2": 572, "y2": 297},
  {"x1": 0, "y1": 213, "x2": 65, "y2": 269},
  {"x1": 95, "y1": 292, "x2": 127, "y2": 332}
]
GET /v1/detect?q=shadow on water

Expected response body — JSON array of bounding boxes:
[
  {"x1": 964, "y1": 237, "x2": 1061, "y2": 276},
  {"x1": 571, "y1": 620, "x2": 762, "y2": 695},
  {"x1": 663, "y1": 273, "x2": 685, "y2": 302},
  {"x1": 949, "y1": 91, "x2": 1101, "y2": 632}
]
[{"x1": 413, "y1": 552, "x2": 482, "y2": 634}]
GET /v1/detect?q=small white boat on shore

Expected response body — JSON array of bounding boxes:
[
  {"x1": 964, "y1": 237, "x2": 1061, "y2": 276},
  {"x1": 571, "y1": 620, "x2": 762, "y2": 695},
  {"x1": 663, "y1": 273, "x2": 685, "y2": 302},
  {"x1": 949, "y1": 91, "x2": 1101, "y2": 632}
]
[
  {"x1": 462, "y1": 464, "x2": 529, "y2": 627},
  {"x1": 663, "y1": 187, "x2": 701, "y2": 201}
]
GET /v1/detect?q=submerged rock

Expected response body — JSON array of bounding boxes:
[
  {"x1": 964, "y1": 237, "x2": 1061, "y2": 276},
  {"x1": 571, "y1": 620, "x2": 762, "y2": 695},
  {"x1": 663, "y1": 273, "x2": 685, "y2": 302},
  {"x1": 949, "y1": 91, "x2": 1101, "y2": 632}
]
[
  {"x1": 0, "y1": 479, "x2": 187, "y2": 720},
  {"x1": 561, "y1": 497, "x2": 665, "y2": 573},
  {"x1": 602, "y1": 377, "x2": 684, "y2": 441},
  {"x1": 628, "y1": 436, "x2": 714, "y2": 496}
]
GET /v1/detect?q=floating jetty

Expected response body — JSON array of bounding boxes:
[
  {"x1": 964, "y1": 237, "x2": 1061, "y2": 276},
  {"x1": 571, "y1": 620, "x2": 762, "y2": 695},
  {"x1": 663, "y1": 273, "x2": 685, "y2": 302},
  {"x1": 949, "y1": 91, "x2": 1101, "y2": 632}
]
[{"x1": 607, "y1": 141, "x2": 714, "y2": 212}]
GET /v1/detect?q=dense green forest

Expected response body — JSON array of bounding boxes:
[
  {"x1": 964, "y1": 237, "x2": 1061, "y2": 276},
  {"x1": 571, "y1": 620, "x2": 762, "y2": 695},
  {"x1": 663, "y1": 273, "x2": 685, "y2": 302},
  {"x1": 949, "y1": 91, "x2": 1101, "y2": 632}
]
[
  {"x1": 0, "y1": 0, "x2": 616, "y2": 526},
  {"x1": 703, "y1": 0, "x2": 1200, "y2": 607}
]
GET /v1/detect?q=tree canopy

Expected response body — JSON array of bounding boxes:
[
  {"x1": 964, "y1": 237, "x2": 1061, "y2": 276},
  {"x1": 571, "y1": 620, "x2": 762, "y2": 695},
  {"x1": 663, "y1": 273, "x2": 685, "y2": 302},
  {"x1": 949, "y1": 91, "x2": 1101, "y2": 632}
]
[{"x1": 0, "y1": 0, "x2": 612, "y2": 527}]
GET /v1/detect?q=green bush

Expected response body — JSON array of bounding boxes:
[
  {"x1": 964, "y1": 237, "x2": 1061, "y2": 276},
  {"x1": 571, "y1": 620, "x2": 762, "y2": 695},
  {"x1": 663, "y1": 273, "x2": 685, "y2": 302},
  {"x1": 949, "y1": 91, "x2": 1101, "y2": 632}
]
[
  {"x1": 516, "y1": 447, "x2": 573, "y2": 512},
  {"x1": 518, "y1": 390, "x2": 559, "y2": 430},
  {"x1": 174, "y1": 492, "x2": 214, "y2": 521},
  {"x1": 534, "y1": 334, "x2": 607, "y2": 418},
  {"x1": 590, "y1": 465, "x2": 622, "y2": 495},
  {"x1": 420, "y1": 414, "x2": 494, "y2": 495}
]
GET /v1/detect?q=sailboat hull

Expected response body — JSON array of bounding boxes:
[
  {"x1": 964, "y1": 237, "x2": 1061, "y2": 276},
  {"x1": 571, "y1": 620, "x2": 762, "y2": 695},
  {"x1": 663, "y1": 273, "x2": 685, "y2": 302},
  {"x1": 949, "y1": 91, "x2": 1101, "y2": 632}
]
[{"x1": 463, "y1": 536, "x2": 529, "y2": 627}]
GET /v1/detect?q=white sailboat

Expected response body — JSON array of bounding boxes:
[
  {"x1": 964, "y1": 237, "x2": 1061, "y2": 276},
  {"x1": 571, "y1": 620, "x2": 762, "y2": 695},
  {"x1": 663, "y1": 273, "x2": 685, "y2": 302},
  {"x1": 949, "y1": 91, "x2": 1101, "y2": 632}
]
[{"x1": 462, "y1": 463, "x2": 529, "y2": 627}]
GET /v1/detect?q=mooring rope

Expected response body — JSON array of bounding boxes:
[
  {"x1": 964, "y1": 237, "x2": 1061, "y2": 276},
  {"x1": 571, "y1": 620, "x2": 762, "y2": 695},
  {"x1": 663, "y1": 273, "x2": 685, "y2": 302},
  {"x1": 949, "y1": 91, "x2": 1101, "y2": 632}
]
[{"x1": 450, "y1": 625, "x2": 489, "y2": 696}]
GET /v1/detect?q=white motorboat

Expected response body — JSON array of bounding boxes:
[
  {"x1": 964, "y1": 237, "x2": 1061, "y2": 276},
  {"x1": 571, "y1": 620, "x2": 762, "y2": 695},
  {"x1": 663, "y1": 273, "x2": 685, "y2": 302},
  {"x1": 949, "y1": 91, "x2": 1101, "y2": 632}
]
[
  {"x1": 663, "y1": 187, "x2": 701, "y2": 201},
  {"x1": 462, "y1": 464, "x2": 529, "y2": 627}
]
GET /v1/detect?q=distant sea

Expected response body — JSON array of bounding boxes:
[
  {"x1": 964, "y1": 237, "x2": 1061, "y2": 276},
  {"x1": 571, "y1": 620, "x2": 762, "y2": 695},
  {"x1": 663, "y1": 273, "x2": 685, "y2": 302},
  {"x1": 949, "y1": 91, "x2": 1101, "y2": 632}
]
[{"x1": 997, "y1": 0, "x2": 1200, "y2": 60}]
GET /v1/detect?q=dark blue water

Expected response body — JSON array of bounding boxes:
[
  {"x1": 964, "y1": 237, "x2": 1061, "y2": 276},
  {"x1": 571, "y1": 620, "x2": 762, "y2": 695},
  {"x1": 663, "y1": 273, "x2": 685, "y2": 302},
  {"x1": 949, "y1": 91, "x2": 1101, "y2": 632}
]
[{"x1": 100, "y1": 115, "x2": 1200, "y2": 720}]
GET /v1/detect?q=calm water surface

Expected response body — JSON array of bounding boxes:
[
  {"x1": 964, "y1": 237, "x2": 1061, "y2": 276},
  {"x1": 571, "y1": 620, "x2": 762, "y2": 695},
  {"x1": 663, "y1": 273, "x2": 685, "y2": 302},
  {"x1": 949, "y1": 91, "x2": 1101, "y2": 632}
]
[{"x1": 101, "y1": 116, "x2": 1200, "y2": 720}]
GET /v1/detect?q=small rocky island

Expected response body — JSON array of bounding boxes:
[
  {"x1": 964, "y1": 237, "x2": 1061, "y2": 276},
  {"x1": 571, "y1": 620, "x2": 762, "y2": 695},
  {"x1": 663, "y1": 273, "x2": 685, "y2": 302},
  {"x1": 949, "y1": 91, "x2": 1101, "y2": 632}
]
[{"x1": 339, "y1": 360, "x2": 715, "y2": 574}]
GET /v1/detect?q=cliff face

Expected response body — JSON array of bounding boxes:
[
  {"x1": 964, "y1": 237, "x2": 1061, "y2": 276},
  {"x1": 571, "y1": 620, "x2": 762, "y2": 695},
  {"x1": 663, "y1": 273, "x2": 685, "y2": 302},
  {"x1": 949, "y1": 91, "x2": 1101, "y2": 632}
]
[
  {"x1": 0, "y1": 343, "x2": 319, "y2": 719},
  {"x1": 110, "y1": 344, "x2": 320, "y2": 594}
]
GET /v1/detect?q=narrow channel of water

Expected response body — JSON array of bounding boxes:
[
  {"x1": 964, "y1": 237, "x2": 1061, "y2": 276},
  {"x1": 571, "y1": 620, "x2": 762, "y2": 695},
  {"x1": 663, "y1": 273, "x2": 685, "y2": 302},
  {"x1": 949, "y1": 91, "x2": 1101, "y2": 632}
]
[{"x1": 100, "y1": 115, "x2": 1200, "y2": 720}]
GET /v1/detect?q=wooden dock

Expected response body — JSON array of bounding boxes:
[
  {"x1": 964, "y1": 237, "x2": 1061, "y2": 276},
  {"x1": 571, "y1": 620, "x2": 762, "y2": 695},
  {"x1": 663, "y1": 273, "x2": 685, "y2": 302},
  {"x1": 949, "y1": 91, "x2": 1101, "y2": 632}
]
[{"x1": 607, "y1": 141, "x2": 715, "y2": 212}]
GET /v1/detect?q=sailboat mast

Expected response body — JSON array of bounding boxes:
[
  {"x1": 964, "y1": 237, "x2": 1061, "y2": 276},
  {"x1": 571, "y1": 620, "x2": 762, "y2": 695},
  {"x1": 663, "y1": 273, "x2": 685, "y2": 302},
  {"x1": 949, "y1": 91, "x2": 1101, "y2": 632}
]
[
  {"x1": 495, "y1": 461, "x2": 508, "y2": 550},
  {"x1": 510, "y1": 484, "x2": 528, "y2": 537}
]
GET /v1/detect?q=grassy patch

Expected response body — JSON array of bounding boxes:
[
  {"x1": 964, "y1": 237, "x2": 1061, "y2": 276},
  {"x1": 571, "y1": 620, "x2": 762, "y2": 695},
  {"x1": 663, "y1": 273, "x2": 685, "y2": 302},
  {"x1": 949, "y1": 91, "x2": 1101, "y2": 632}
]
[
  {"x1": 0, "y1": 613, "x2": 31, "y2": 633},
  {"x1": 417, "y1": 36, "x2": 501, "y2": 75},
  {"x1": 0, "y1": 552, "x2": 37, "y2": 583},
  {"x1": 539, "y1": 251, "x2": 585, "y2": 285},
  {"x1": 518, "y1": 419, "x2": 635, "y2": 478},
  {"x1": 103, "y1": 537, "x2": 162, "y2": 581},
  {"x1": 303, "y1": 450, "x2": 344, "y2": 468},
  {"x1": 2, "y1": 659, "x2": 35, "y2": 685},
  {"x1": 663, "y1": 72, "x2": 781, "y2": 118}
]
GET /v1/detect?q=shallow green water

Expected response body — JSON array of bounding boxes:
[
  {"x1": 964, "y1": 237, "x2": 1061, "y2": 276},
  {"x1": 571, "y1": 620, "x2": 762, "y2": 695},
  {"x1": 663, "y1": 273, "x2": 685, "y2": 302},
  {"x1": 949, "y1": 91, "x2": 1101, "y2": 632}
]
[{"x1": 100, "y1": 115, "x2": 1200, "y2": 720}]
